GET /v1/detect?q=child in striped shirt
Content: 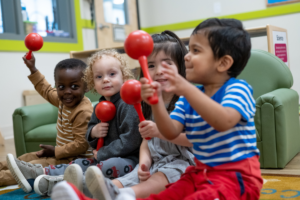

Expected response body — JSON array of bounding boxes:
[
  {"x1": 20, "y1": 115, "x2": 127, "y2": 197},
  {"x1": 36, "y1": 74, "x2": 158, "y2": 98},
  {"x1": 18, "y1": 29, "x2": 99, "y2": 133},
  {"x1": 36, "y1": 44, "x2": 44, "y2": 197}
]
[
  {"x1": 137, "y1": 18, "x2": 263, "y2": 200},
  {"x1": 4, "y1": 54, "x2": 93, "y2": 191}
]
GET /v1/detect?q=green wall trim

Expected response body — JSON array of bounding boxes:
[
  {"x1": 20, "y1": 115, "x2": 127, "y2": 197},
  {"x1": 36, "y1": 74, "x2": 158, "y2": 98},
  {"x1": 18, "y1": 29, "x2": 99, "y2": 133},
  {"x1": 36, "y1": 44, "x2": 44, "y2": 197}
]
[
  {"x1": 141, "y1": 2, "x2": 300, "y2": 34},
  {"x1": 81, "y1": 19, "x2": 95, "y2": 29},
  {"x1": 0, "y1": 0, "x2": 84, "y2": 53}
]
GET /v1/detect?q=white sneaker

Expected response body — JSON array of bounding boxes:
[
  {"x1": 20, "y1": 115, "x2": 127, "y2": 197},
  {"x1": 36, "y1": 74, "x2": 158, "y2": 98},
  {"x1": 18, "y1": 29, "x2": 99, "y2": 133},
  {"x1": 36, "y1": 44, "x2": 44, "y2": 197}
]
[
  {"x1": 6, "y1": 153, "x2": 43, "y2": 193},
  {"x1": 85, "y1": 166, "x2": 120, "y2": 200},
  {"x1": 64, "y1": 164, "x2": 83, "y2": 192},
  {"x1": 34, "y1": 175, "x2": 64, "y2": 196}
]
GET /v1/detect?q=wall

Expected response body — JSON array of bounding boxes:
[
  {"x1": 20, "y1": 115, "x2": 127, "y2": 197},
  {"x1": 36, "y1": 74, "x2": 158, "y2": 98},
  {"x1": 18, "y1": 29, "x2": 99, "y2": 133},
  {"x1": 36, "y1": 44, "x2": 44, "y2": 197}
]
[
  {"x1": 0, "y1": 0, "x2": 96, "y2": 139},
  {"x1": 138, "y1": 0, "x2": 300, "y2": 103}
]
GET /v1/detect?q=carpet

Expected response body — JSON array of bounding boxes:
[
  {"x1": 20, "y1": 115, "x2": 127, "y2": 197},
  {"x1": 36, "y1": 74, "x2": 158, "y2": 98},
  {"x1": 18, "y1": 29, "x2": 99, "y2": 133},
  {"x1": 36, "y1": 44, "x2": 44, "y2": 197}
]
[
  {"x1": 0, "y1": 185, "x2": 50, "y2": 200},
  {"x1": 260, "y1": 175, "x2": 300, "y2": 200},
  {"x1": 0, "y1": 175, "x2": 299, "y2": 199}
]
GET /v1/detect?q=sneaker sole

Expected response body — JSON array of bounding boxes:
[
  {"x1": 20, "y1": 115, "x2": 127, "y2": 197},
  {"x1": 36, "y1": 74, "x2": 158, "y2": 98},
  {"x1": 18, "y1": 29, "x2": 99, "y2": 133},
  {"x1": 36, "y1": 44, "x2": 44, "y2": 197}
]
[
  {"x1": 51, "y1": 181, "x2": 80, "y2": 200},
  {"x1": 64, "y1": 164, "x2": 83, "y2": 192},
  {"x1": 86, "y1": 166, "x2": 112, "y2": 200},
  {"x1": 34, "y1": 175, "x2": 47, "y2": 196},
  {"x1": 6, "y1": 154, "x2": 32, "y2": 193}
]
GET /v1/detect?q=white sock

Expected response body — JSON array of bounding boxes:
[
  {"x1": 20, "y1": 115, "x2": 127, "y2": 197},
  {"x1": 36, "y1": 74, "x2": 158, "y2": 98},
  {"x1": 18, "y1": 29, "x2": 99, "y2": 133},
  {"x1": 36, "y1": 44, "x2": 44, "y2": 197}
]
[{"x1": 115, "y1": 188, "x2": 136, "y2": 200}]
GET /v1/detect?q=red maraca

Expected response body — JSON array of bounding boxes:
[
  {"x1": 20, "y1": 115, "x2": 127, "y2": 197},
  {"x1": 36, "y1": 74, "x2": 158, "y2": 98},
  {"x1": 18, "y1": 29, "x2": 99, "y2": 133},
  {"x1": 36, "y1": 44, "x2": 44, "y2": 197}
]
[
  {"x1": 120, "y1": 80, "x2": 150, "y2": 140},
  {"x1": 95, "y1": 101, "x2": 116, "y2": 151},
  {"x1": 124, "y1": 30, "x2": 158, "y2": 105},
  {"x1": 24, "y1": 33, "x2": 43, "y2": 60}
]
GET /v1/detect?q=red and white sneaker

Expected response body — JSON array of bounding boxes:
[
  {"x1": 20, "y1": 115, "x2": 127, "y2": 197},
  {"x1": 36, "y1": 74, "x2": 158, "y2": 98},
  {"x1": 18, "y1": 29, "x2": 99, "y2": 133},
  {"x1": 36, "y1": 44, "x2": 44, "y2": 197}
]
[{"x1": 51, "y1": 181, "x2": 95, "y2": 200}]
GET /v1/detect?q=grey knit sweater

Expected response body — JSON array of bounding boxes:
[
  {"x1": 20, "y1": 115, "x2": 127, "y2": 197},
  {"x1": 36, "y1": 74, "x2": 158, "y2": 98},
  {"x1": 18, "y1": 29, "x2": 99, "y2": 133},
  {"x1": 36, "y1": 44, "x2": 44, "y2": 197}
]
[{"x1": 86, "y1": 92, "x2": 142, "y2": 163}]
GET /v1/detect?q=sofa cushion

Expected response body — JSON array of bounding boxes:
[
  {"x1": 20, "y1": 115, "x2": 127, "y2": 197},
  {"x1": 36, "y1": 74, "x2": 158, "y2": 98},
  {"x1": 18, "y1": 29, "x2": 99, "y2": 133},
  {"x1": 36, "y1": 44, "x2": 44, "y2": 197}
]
[{"x1": 25, "y1": 124, "x2": 57, "y2": 142}]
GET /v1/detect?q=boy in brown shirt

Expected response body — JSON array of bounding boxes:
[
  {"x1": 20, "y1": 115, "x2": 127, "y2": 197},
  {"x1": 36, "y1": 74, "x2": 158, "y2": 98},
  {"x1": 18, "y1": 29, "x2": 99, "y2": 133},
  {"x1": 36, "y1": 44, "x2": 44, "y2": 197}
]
[{"x1": 1, "y1": 54, "x2": 93, "y2": 192}]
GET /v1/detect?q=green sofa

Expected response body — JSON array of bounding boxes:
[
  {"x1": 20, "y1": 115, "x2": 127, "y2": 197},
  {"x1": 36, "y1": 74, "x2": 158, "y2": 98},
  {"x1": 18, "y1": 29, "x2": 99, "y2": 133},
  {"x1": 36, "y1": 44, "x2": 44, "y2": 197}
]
[
  {"x1": 12, "y1": 49, "x2": 300, "y2": 169},
  {"x1": 12, "y1": 91, "x2": 101, "y2": 157},
  {"x1": 238, "y1": 49, "x2": 300, "y2": 168}
]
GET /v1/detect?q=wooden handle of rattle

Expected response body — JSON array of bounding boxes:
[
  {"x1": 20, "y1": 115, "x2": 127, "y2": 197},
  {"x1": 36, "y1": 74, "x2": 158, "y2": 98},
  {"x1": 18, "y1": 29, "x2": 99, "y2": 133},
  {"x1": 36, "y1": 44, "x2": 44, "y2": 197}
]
[{"x1": 138, "y1": 56, "x2": 158, "y2": 105}]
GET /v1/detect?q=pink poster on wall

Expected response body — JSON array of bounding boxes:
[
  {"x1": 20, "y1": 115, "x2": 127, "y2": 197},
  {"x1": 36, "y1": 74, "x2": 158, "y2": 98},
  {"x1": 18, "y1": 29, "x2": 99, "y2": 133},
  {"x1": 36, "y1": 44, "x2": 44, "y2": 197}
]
[
  {"x1": 272, "y1": 31, "x2": 288, "y2": 66},
  {"x1": 275, "y1": 43, "x2": 287, "y2": 63}
]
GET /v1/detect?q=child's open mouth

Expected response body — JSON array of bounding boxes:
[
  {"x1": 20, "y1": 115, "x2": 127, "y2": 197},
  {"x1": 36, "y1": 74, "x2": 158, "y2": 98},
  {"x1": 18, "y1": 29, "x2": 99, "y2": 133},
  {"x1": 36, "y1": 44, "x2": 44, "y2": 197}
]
[
  {"x1": 156, "y1": 79, "x2": 168, "y2": 83},
  {"x1": 64, "y1": 98, "x2": 73, "y2": 103}
]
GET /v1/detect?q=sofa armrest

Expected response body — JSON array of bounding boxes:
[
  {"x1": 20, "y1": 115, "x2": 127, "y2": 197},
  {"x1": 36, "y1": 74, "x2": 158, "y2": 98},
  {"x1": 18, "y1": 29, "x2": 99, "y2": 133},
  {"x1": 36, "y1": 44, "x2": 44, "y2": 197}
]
[
  {"x1": 255, "y1": 88, "x2": 300, "y2": 168},
  {"x1": 13, "y1": 103, "x2": 58, "y2": 156}
]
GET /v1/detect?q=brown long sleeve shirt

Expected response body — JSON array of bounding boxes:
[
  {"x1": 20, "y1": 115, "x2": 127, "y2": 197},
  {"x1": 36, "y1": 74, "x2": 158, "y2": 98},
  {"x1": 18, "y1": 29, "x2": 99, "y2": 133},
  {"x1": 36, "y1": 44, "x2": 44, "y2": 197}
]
[{"x1": 28, "y1": 70, "x2": 93, "y2": 159}]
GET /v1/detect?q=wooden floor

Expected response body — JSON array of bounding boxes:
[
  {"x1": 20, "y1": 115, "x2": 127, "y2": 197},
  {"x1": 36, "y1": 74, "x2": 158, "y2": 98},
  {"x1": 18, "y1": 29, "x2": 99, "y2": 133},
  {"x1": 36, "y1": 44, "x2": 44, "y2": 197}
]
[
  {"x1": 261, "y1": 152, "x2": 300, "y2": 176},
  {"x1": 0, "y1": 138, "x2": 300, "y2": 176},
  {"x1": 0, "y1": 139, "x2": 16, "y2": 162}
]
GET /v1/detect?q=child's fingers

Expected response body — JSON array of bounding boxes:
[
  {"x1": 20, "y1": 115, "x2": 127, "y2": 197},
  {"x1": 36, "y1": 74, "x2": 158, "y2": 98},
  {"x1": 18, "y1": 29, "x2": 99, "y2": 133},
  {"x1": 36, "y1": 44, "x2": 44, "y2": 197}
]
[
  {"x1": 139, "y1": 126, "x2": 149, "y2": 135},
  {"x1": 100, "y1": 126, "x2": 109, "y2": 131},
  {"x1": 138, "y1": 171, "x2": 150, "y2": 178},
  {"x1": 138, "y1": 120, "x2": 149, "y2": 128},
  {"x1": 100, "y1": 122, "x2": 109, "y2": 126},
  {"x1": 140, "y1": 77, "x2": 149, "y2": 84},
  {"x1": 141, "y1": 164, "x2": 149, "y2": 172},
  {"x1": 151, "y1": 81, "x2": 160, "y2": 89},
  {"x1": 139, "y1": 130, "x2": 150, "y2": 138},
  {"x1": 161, "y1": 61, "x2": 172, "y2": 69},
  {"x1": 162, "y1": 67, "x2": 175, "y2": 77}
]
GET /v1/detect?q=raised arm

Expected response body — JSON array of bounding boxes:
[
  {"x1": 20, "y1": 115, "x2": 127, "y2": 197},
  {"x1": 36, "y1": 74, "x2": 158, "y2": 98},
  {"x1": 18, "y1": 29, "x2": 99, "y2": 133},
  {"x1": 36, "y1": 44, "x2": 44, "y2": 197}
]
[
  {"x1": 24, "y1": 54, "x2": 59, "y2": 107},
  {"x1": 140, "y1": 78, "x2": 183, "y2": 140}
]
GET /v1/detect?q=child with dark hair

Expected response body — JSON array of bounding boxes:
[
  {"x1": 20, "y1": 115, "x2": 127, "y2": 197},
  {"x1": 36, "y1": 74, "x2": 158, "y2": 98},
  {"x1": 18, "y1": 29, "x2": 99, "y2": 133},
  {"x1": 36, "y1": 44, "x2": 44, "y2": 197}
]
[
  {"x1": 136, "y1": 18, "x2": 262, "y2": 200},
  {"x1": 4, "y1": 54, "x2": 93, "y2": 192},
  {"x1": 50, "y1": 30, "x2": 195, "y2": 200}
]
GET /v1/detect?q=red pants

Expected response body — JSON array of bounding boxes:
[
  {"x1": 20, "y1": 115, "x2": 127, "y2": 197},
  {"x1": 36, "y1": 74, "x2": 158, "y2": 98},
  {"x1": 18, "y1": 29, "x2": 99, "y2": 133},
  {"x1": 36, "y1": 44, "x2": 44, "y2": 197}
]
[{"x1": 138, "y1": 156, "x2": 263, "y2": 200}]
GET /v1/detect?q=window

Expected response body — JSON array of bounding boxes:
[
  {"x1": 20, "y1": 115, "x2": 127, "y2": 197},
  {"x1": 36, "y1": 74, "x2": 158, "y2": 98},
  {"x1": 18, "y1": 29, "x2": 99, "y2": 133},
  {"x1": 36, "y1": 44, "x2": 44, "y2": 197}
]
[
  {"x1": 0, "y1": 0, "x2": 76, "y2": 43},
  {"x1": 103, "y1": 0, "x2": 128, "y2": 25},
  {"x1": 21, "y1": 0, "x2": 70, "y2": 38}
]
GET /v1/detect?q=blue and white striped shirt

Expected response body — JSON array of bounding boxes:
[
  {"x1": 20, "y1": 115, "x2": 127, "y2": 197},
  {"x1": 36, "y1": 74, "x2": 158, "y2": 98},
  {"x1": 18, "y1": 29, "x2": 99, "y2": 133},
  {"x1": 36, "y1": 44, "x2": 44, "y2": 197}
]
[{"x1": 170, "y1": 78, "x2": 259, "y2": 167}]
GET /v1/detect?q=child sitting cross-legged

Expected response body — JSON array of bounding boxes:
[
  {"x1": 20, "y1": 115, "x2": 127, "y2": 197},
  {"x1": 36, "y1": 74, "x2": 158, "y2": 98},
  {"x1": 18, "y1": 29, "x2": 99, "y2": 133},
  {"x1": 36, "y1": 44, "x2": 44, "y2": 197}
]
[
  {"x1": 51, "y1": 18, "x2": 263, "y2": 200},
  {"x1": 7, "y1": 49, "x2": 142, "y2": 197},
  {"x1": 5, "y1": 54, "x2": 94, "y2": 192}
]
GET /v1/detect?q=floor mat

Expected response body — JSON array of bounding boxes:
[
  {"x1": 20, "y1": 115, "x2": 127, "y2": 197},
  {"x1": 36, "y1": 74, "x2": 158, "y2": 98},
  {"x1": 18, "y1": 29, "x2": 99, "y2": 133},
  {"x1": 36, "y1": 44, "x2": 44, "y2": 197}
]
[
  {"x1": 0, "y1": 185, "x2": 50, "y2": 200},
  {"x1": 260, "y1": 175, "x2": 300, "y2": 199}
]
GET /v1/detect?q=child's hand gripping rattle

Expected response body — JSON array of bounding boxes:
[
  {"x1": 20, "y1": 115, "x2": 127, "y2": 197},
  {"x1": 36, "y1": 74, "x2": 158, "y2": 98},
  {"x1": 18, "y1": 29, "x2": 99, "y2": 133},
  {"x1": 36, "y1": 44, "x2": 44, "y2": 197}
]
[
  {"x1": 24, "y1": 33, "x2": 43, "y2": 60},
  {"x1": 124, "y1": 30, "x2": 158, "y2": 105},
  {"x1": 120, "y1": 80, "x2": 151, "y2": 140},
  {"x1": 95, "y1": 101, "x2": 116, "y2": 151}
]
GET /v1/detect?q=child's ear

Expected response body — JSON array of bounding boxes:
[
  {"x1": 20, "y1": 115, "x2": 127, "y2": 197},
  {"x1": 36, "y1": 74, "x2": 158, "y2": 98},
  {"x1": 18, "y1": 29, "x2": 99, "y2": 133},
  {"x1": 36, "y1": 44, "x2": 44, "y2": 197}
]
[{"x1": 217, "y1": 55, "x2": 233, "y2": 73}]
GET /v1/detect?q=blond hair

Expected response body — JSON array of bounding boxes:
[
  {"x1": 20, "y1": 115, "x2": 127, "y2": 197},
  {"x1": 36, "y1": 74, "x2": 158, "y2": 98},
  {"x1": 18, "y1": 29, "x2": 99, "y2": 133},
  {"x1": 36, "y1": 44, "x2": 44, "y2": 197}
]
[{"x1": 83, "y1": 49, "x2": 134, "y2": 93}]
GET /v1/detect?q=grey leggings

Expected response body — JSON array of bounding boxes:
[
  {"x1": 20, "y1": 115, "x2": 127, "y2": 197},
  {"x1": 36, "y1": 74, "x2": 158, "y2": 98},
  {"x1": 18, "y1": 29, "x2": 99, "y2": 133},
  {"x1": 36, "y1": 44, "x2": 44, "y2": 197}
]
[{"x1": 44, "y1": 157, "x2": 136, "y2": 179}]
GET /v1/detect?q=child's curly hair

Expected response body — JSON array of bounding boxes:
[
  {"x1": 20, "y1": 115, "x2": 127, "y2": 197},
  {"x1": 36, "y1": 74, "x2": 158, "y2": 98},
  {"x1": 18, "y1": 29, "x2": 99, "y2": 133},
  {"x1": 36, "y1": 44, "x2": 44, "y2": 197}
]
[{"x1": 83, "y1": 49, "x2": 134, "y2": 93}]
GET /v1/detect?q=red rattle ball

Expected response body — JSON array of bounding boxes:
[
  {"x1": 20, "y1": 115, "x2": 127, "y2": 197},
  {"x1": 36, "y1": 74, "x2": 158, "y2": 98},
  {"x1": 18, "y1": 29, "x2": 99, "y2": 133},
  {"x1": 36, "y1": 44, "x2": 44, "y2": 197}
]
[
  {"x1": 120, "y1": 80, "x2": 150, "y2": 140},
  {"x1": 95, "y1": 101, "x2": 116, "y2": 151},
  {"x1": 124, "y1": 30, "x2": 158, "y2": 105},
  {"x1": 24, "y1": 33, "x2": 44, "y2": 60}
]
